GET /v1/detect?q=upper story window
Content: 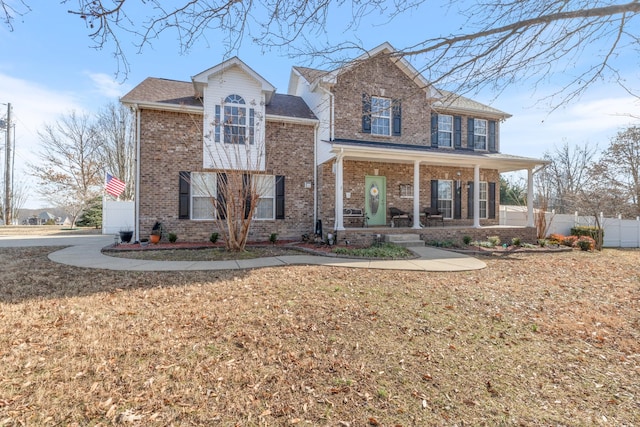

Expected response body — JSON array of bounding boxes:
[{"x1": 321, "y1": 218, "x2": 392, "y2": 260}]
[
  {"x1": 214, "y1": 94, "x2": 255, "y2": 145},
  {"x1": 438, "y1": 115, "x2": 453, "y2": 147},
  {"x1": 371, "y1": 96, "x2": 391, "y2": 136},
  {"x1": 362, "y1": 94, "x2": 401, "y2": 136},
  {"x1": 474, "y1": 119, "x2": 488, "y2": 150}
]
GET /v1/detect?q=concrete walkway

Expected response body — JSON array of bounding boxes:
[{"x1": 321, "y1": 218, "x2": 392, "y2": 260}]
[{"x1": 0, "y1": 234, "x2": 486, "y2": 272}]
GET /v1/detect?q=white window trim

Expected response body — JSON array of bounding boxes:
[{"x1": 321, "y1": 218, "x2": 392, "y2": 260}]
[
  {"x1": 437, "y1": 180, "x2": 454, "y2": 219},
  {"x1": 479, "y1": 181, "x2": 488, "y2": 219},
  {"x1": 400, "y1": 184, "x2": 413, "y2": 199},
  {"x1": 438, "y1": 114, "x2": 453, "y2": 148},
  {"x1": 474, "y1": 119, "x2": 488, "y2": 151},
  {"x1": 371, "y1": 96, "x2": 391, "y2": 136},
  {"x1": 191, "y1": 172, "x2": 217, "y2": 220},
  {"x1": 253, "y1": 174, "x2": 276, "y2": 220}
]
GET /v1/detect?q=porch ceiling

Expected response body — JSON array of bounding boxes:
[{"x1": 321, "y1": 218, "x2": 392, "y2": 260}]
[{"x1": 328, "y1": 140, "x2": 548, "y2": 173}]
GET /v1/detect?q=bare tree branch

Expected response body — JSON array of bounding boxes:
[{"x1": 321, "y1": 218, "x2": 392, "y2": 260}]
[{"x1": 2, "y1": 1, "x2": 637, "y2": 109}]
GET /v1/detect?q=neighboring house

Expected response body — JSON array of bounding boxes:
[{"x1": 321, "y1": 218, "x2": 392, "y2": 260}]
[{"x1": 121, "y1": 42, "x2": 545, "y2": 244}]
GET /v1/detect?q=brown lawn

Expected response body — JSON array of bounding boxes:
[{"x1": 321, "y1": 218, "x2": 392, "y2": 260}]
[{"x1": 0, "y1": 246, "x2": 639, "y2": 426}]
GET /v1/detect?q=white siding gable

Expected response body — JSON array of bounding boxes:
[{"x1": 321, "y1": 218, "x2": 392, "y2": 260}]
[{"x1": 201, "y1": 65, "x2": 267, "y2": 171}]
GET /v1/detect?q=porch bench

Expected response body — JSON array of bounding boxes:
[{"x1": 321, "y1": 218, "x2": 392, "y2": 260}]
[
  {"x1": 343, "y1": 208, "x2": 367, "y2": 227},
  {"x1": 389, "y1": 207, "x2": 412, "y2": 227},
  {"x1": 424, "y1": 206, "x2": 444, "y2": 227}
]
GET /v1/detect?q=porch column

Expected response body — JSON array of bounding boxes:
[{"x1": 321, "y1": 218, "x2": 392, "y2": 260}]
[
  {"x1": 473, "y1": 164, "x2": 481, "y2": 228},
  {"x1": 334, "y1": 154, "x2": 345, "y2": 231},
  {"x1": 527, "y1": 167, "x2": 535, "y2": 227},
  {"x1": 412, "y1": 160, "x2": 421, "y2": 229}
]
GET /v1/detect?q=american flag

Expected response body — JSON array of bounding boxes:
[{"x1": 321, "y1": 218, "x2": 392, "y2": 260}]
[{"x1": 105, "y1": 173, "x2": 126, "y2": 198}]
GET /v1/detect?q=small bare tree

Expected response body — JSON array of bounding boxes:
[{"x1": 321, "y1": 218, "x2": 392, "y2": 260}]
[
  {"x1": 95, "y1": 102, "x2": 135, "y2": 200},
  {"x1": 190, "y1": 97, "x2": 270, "y2": 252},
  {"x1": 29, "y1": 110, "x2": 103, "y2": 227},
  {"x1": 591, "y1": 126, "x2": 640, "y2": 217}
]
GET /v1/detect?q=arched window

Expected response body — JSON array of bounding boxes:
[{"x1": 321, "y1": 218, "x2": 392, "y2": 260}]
[{"x1": 213, "y1": 94, "x2": 255, "y2": 145}]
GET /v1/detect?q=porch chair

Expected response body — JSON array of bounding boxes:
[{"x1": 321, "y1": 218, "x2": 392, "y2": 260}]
[
  {"x1": 389, "y1": 207, "x2": 412, "y2": 226},
  {"x1": 424, "y1": 206, "x2": 444, "y2": 227}
]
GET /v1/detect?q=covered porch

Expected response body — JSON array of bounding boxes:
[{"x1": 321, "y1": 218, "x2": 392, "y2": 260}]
[{"x1": 328, "y1": 141, "x2": 546, "y2": 234}]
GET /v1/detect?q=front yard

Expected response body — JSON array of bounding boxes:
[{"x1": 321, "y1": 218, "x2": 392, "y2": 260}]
[{"x1": 1, "y1": 247, "x2": 638, "y2": 425}]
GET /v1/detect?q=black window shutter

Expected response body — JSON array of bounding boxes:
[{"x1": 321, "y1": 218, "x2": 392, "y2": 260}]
[
  {"x1": 489, "y1": 182, "x2": 496, "y2": 219},
  {"x1": 488, "y1": 120, "x2": 497, "y2": 152},
  {"x1": 217, "y1": 173, "x2": 227, "y2": 220},
  {"x1": 454, "y1": 181, "x2": 462, "y2": 219},
  {"x1": 362, "y1": 94, "x2": 371, "y2": 133},
  {"x1": 430, "y1": 180, "x2": 439, "y2": 208},
  {"x1": 467, "y1": 118, "x2": 474, "y2": 149},
  {"x1": 243, "y1": 174, "x2": 251, "y2": 219},
  {"x1": 179, "y1": 171, "x2": 191, "y2": 219},
  {"x1": 275, "y1": 175, "x2": 285, "y2": 220},
  {"x1": 467, "y1": 181, "x2": 474, "y2": 219},
  {"x1": 454, "y1": 116, "x2": 462, "y2": 149},
  {"x1": 392, "y1": 99, "x2": 401, "y2": 136},
  {"x1": 430, "y1": 113, "x2": 438, "y2": 148}
]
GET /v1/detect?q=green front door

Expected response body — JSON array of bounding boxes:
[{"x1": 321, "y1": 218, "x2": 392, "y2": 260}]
[{"x1": 365, "y1": 175, "x2": 386, "y2": 226}]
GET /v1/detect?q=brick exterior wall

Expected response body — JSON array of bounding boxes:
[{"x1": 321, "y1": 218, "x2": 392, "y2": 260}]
[
  {"x1": 137, "y1": 109, "x2": 315, "y2": 242},
  {"x1": 317, "y1": 159, "x2": 500, "y2": 232},
  {"x1": 333, "y1": 54, "x2": 431, "y2": 145}
]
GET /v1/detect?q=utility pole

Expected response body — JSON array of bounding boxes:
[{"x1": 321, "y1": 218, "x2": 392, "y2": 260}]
[{"x1": 4, "y1": 103, "x2": 11, "y2": 226}]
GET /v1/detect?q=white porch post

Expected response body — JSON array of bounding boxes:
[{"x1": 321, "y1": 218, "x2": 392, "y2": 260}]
[
  {"x1": 412, "y1": 160, "x2": 421, "y2": 229},
  {"x1": 335, "y1": 154, "x2": 345, "y2": 231},
  {"x1": 527, "y1": 167, "x2": 535, "y2": 227},
  {"x1": 473, "y1": 164, "x2": 481, "y2": 228}
]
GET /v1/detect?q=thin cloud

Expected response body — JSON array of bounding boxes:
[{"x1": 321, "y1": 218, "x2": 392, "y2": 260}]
[{"x1": 86, "y1": 72, "x2": 131, "y2": 98}]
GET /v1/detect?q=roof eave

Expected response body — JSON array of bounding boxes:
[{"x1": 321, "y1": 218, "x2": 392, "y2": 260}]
[
  {"x1": 329, "y1": 142, "x2": 546, "y2": 172},
  {"x1": 120, "y1": 99, "x2": 203, "y2": 114}
]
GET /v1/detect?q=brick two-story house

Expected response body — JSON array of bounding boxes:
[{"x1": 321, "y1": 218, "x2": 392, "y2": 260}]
[{"x1": 121, "y1": 42, "x2": 545, "y2": 244}]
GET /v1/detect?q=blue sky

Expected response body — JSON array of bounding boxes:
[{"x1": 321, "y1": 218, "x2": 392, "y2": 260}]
[{"x1": 0, "y1": 1, "x2": 638, "y2": 209}]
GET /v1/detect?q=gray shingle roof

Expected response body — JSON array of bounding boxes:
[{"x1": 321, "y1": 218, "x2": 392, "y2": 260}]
[
  {"x1": 120, "y1": 78, "x2": 202, "y2": 107},
  {"x1": 121, "y1": 77, "x2": 316, "y2": 120},
  {"x1": 266, "y1": 94, "x2": 316, "y2": 120}
]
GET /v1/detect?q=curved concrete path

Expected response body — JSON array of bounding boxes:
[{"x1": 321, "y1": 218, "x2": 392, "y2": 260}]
[{"x1": 0, "y1": 234, "x2": 486, "y2": 272}]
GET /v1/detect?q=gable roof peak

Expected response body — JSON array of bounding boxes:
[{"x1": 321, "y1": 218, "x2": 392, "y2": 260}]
[{"x1": 192, "y1": 56, "x2": 276, "y2": 103}]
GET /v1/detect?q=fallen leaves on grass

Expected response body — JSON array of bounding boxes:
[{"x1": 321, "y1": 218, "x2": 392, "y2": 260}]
[{"x1": 0, "y1": 247, "x2": 639, "y2": 425}]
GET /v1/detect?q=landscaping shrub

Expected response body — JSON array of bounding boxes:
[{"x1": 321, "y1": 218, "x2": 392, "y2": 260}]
[
  {"x1": 487, "y1": 236, "x2": 501, "y2": 247},
  {"x1": 577, "y1": 236, "x2": 596, "y2": 251},
  {"x1": 511, "y1": 237, "x2": 521, "y2": 246},
  {"x1": 210, "y1": 232, "x2": 219, "y2": 244},
  {"x1": 548, "y1": 233, "x2": 565, "y2": 245},
  {"x1": 168, "y1": 232, "x2": 178, "y2": 243},
  {"x1": 563, "y1": 235, "x2": 578, "y2": 247},
  {"x1": 462, "y1": 235, "x2": 472, "y2": 245},
  {"x1": 571, "y1": 226, "x2": 603, "y2": 240}
]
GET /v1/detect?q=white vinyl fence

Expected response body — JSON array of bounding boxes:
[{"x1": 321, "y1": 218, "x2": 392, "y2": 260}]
[
  {"x1": 500, "y1": 206, "x2": 640, "y2": 248},
  {"x1": 102, "y1": 199, "x2": 135, "y2": 235}
]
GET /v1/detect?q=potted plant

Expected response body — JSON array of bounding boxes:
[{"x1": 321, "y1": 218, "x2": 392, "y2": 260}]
[
  {"x1": 119, "y1": 228, "x2": 133, "y2": 244},
  {"x1": 150, "y1": 221, "x2": 163, "y2": 244}
]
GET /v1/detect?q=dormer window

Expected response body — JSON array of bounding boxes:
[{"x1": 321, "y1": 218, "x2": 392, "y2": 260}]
[{"x1": 214, "y1": 94, "x2": 255, "y2": 144}]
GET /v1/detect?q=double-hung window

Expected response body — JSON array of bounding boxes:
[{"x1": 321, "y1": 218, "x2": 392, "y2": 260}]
[
  {"x1": 438, "y1": 115, "x2": 453, "y2": 147},
  {"x1": 191, "y1": 172, "x2": 216, "y2": 220},
  {"x1": 371, "y1": 96, "x2": 391, "y2": 136},
  {"x1": 479, "y1": 181, "x2": 488, "y2": 219},
  {"x1": 437, "y1": 180, "x2": 453, "y2": 219},
  {"x1": 474, "y1": 119, "x2": 488, "y2": 150},
  {"x1": 254, "y1": 175, "x2": 275, "y2": 220}
]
